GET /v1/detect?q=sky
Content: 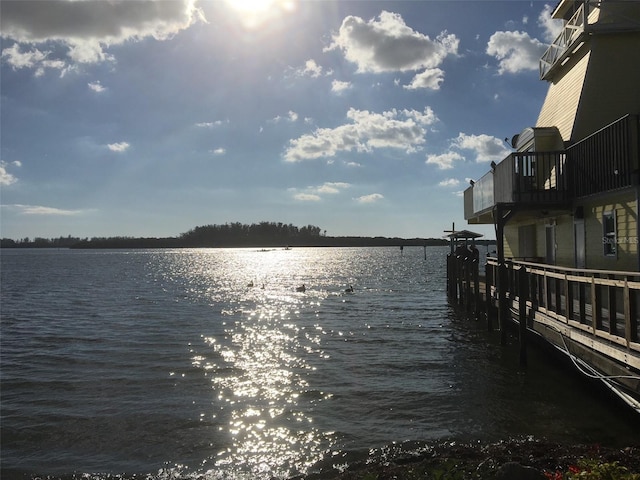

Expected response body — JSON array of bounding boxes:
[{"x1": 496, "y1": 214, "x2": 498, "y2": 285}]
[{"x1": 0, "y1": 0, "x2": 564, "y2": 241}]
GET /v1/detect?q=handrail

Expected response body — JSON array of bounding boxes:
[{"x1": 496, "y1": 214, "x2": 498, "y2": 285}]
[
  {"x1": 487, "y1": 257, "x2": 640, "y2": 278},
  {"x1": 484, "y1": 257, "x2": 640, "y2": 356},
  {"x1": 540, "y1": 1, "x2": 589, "y2": 80}
]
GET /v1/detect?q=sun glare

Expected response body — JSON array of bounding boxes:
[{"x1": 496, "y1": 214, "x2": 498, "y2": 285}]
[
  {"x1": 229, "y1": 0, "x2": 275, "y2": 13},
  {"x1": 225, "y1": 0, "x2": 296, "y2": 29}
]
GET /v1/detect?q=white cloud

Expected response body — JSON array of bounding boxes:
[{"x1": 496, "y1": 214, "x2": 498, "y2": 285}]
[
  {"x1": 1, "y1": 43, "x2": 67, "y2": 76},
  {"x1": 438, "y1": 178, "x2": 460, "y2": 187},
  {"x1": 325, "y1": 11, "x2": 458, "y2": 74},
  {"x1": 88, "y1": 81, "x2": 106, "y2": 93},
  {"x1": 211, "y1": 147, "x2": 226, "y2": 155},
  {"x1": 425, "y1": 151, "x2": 464, "y2": 170},
  {"x1": 486, "y1": 30, "x2": 546, "y2": 74},
  {"x1": 452, "y1": 133, "x2": 511, "y2": 162},
  {"x1": 290, "y1": 182, "x2": 350, "y2": 201},
  {"x1": 331, "y1": 80, "x2": 352, "y2": 93},
  {"x1": 195, "y1": 120, "x2": 227, "y2": 128},
  {"x1": 10, "y1": 204, "x2": 83, "y2": 216},
  {"x1": 284, "y1": 107, "x2": 437, "y2": 162},
  {"x1": 538, "y1": 4, "x2": 564, "y2": 43},
  {"x1": 356, "y1": 193, "x2": 384, "y2": 204},
  {"x1": 272, "y1": 111, "x2": 299, "y2": 123},
  {"x1": 296, "y1": 59, "x2": 324, "y2": 78},
  {"x1": 0, "y1": 0, "x2": 203, "y2": 70},
  {"x1": 293, "y1": 193, "x2": 321, "y2": 202},
  {"x1": 404, "y1": 68, "x2": 445, "y2": 90},
  {"x1": 315, "y1": 182, "x2": 351, "y2": 194},
  {"x1": 0, "y1": 161, "x2": 19, "y2": 186},
  {"x1": 107, "y1": 142, "x2": 130, "y2": 152}
]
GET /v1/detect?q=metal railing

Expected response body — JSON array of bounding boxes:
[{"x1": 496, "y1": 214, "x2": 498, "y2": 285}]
[{"x1": 569, "y1": 114, "x2": 639, "y2": 197}]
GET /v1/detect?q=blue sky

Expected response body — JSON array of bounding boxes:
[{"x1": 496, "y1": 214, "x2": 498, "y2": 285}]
[{"x1": 0, "y1": 0, "x2": 563, "y2": 241}]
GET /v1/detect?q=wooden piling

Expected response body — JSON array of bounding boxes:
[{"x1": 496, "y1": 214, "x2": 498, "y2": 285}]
[
  {"x1": 518, "y1": 266, "x2": 528, "y2": 367},
  {"x1": 486, "y1": 263, "x2": 494, "y2": 331}
]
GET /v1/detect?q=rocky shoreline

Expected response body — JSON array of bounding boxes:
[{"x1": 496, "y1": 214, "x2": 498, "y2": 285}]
[{"x1": 302, "y1": 438, "x2": 640, "y2": 480}]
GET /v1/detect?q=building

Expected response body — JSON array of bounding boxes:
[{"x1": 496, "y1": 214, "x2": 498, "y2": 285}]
[
  {"x1": 465, "y1": 0, "x2": 640, "y2": 270},
  {"x1": 463, "y1": 0, "x2": 640, "y2": 412}
]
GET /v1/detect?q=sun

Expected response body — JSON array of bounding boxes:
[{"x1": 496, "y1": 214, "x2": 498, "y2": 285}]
[
  {"x1": 227, "y1": 0, "x2": 275, "y2": 14},
  {"x1": 225, "y1": 0, "x2": 296, "y2": 28}
]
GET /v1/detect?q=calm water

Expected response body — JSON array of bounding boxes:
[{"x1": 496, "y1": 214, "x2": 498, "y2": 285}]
[{"x1": 1, "y1": 247, "x2": 637, "y2": 479}]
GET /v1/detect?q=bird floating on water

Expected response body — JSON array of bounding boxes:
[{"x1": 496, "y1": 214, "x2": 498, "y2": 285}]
[
  {"x1": 296, "y1": 284, "x2": 306, "y2": 292},
  {"x1": 344, "y1": 285, "x2": 354, "y2": 293}
]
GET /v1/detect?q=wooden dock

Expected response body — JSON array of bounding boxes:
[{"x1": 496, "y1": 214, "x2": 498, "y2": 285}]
[{"x1": 447, "y1": 254, "x2": 640, "y2": 413}]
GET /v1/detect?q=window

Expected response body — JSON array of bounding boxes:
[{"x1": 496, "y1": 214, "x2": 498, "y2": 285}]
[{"x1": 603, "y1": 211, "x2": 616, "y2": 256}]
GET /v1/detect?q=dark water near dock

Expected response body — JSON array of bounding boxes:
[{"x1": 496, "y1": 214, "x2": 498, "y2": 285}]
[{"x1": 1, "y1": 247, "x2": 637, "y2": 479}]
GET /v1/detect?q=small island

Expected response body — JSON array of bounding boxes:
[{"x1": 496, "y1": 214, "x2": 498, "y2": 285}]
[{"x1": 0, "y1": 221, "x2": 490, "y2": 249}]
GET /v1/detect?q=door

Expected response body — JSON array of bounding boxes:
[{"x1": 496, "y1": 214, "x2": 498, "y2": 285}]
[
  {"x1": 574, "y1": 219, "x2": 585, "y2": 268},
  {"x1": 545, "y1": 225, "x2": 556, "y2": 264}
]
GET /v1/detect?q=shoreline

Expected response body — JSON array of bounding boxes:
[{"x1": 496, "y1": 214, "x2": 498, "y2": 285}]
[{"x1": 301, "y1": 438, "x2": 640, "y2": 480}]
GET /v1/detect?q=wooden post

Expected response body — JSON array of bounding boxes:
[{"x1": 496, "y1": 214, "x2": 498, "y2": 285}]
[
  {"x1": 608, "y1": 273, "x2": 618, "y2": 335},
  {"x1": 496, "y1": 209, "x2": 508, "y2": 346},
  {"x1": 592, "y1": 275, "x2": 602, "y2": 332},
  {"x1": 473, "y1": 259, "x2": 480, "y2": 318},
  {"x1": 486, "y1": 262, "x2": 494, "y2": 331},
  {"x1": 465, "y1": 258, "x2": 472, "y2": 313},
  {"x1": 565, "y1": 273, "x2": 573, "y2": 320},
  {"x1": 578, "y1": 276, "x2": 587, "y2": 325},
  {"x1": 457, "y1": 256, "x2": 464, "y2": 306},
  {"x1": 519, "y1": 266, "x2": 528, "y2": 367}
]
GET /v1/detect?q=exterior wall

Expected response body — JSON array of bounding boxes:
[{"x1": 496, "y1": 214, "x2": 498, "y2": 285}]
[
  {"x1": 536, "y1": 50, "x2": 590, "y2": 141},
  {"x1": 572, "y1": 32, "x2": 640, "y2": 141},
  {"x1": 583, "y1": 190, "x2": 638, "y2": 271},
  {"x1": 554, "y1": 214, "x2": 575, "y2": 266}
]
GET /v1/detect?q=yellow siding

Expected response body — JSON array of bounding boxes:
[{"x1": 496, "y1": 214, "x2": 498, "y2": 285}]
[
  {"x1": 572, "y1": 33, "x2": 640, "y2": 140},
  {"x1": 583, "y1": 192, "x2": 638, "y2": 271},
  {"x1": 554, "y1": 215, "x2": 574, "y2": 266},
  {"x1": 536, "y1": 50, "x2": 590, "y2": 140}
]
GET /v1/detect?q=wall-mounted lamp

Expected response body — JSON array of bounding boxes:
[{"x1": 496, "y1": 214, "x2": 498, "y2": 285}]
[{"x1": 490, "y1": 161, "x2": 497, "y2": 172}]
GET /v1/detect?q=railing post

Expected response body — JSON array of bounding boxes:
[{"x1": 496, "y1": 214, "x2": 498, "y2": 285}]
[
  {"x1": 565, "y1": 273, "x2": 573, "y2": 320},
  {"x1": 608, "y1": 274, "x2": 618, "y2": 336},
  {"x1": 519, "y1": 266, "x2": 528, "y2": 367},
  {"x1": 555, "y1": 277, "x2": 562, "y2": 315},
  {"x1": 578, "y1": 275, "x2": 587, "y2": 325},
  {"x1": 592, "y1": 275, "x2": 602, "y2": 332}
]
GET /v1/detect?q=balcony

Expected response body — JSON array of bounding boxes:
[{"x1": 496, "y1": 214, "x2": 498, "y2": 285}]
[
  {"x1": 569, "y1": 114, "x2": 640, "y2": 197},
  {"x1": 540, "y1": 1, "x2": 589, "y2": 80},
  {"x1": 464, "y1": 151, "x2": 569, "y2": 220},
  {"x1": 464, "y1": 114, "x2": 639, "y2": 222}
]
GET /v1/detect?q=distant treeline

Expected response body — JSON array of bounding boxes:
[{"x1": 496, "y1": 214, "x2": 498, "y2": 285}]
[{"x1": 0, "y1": 221, "x2": 492, "y2": 249}]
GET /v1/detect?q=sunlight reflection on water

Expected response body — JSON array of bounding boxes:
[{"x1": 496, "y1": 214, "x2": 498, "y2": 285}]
[{"x1": 160, "y1": 248, "x2": 346, "y2": 477}]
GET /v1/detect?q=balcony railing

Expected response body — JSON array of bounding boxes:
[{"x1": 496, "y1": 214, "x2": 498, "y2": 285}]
[
  {"x1": 569, "y1": 114, "x2": 640, "y2": 197},
  {"x1": 464, "y1": 114, "x2": 639, "y2": 220},
  {"x1": 540, "y1": 1, "x2": 589, "y2": 80}
]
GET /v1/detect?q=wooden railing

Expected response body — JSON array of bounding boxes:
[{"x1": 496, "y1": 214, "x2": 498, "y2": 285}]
[
  {"x1": 486, "y1": 258, "x2": 640, "y2": 353},
  {"x1": 540, "y1": 1, "x2": 589, "y2": 80}
]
